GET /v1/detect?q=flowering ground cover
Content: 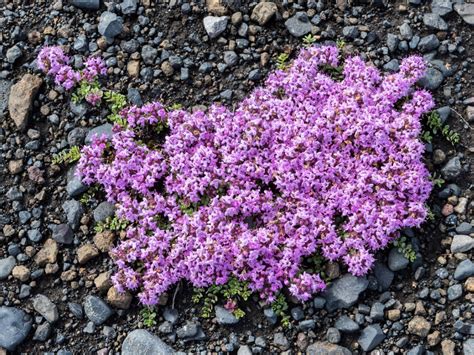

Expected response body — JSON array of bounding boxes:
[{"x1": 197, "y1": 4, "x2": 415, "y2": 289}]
[{"x1": 39, "y1": 44, "x2": 434, "y2": 307}]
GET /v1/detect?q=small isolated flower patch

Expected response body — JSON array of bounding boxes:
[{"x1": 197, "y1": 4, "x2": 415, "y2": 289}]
[{"x1": 47, "y1": 45, "x2": 433, "y2": 305}]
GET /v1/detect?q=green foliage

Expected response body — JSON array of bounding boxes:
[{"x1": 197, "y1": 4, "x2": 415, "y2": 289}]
[
  {"x1": 302, "y1": 34, "x2": 317, "y2": 47},
  {"x1": 140, "y1": 307, "x2": 157, "y2": 328},
  {"x1": 72, "y1": 80, "x2": 101, "y2": 104},
  {"x1": 168, "y1": 103, "x2": 183, "y2": 110},
  {"x1": 104, "y1": 90, "x2": 128, "y2": 126},
  {"x1": 79, "y1": 185, "x2": 101, "y2": 205},
  {"x1": 429, "y1": 172, "x2": 445, "y2": 188},
  {"x1": 52, "y1": 146, "x2": 81, "y2": 165},
  {"x1": 178, "y1": 195, "x2": 211, "y2": 216},
  {"x1": 425, "y1": 204, "x2": 435, "y2": 221},
  {"x1": 276, "y1": 53, "x2": 289, "y2": 70},
  {"x1": 192, "y1": 278, "x2": 251, "y2": 319},
  {"x1": 336, "y1": 39, "x2": 346, "y2": 49},
  {"x1": 94, "y1": 216, "x2": 129, "y2": 233},
  {"x1": 271, "y1": 293, "x2": 291, "y2": 328},
  {"x1": 393, "y1": 236, "x2": 417, "y2": 262},
  {"x1": 322, "y1": 65, "x2": 344, "y2": 81},
  {"x1": 423, "y1": 111, "x2": 460, "y2": 146}
]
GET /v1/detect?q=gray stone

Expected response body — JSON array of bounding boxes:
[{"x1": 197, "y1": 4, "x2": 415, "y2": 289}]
[
  {"x1": 50, "y1": 223, "x2": 74, "y2": 244},
  {"x1": 122, "y1": 329, "x2": 174, "y2": 355},
  {"x1": 418, "y1": 68, "x2": 444, "y2": 91},
  {"x1": 83, "y1": 321, "x2": 95, "y2": 334},
  {"x1": 399, "y1": 23, "x2": 413, "y2": 40},
  {"x1": 33, "y1": 294, "x2": 59, "y2": 323},
  {"x1": 407, "y1": 345, "x2": 425, "y2": 355},
  {"x1": 71, "y1": 0, "x2": 100, "y2": 10},
  {"x1": 431, "y1": 0, "x2": 453, "y2": 16},
  {"x1": 66, "y1": 165, "x2": 88, "y2": 197},
  {"x1": 388, "y1": 248, "x2": 409, "y2": 271},
  {"x1": 454, "y1": 320, "x2": 474, "y2": 335},
  {"x1": 176, "y1": 322, "x2": 199, "y2": 339},
  {"x1": 326, "y1": 327, "x2": 341, "y2": 344},
  {"x1": 454, "y1": 259, "x2": 474, "y2": 281},
  {"x1": 335, "y1": 315, "x2": 359, "y2": 333},
  {"x1": 418, "y1": 34, "x2": 440, "y2": 53},
  {"x1": 203, "y1": 16, "x2": 228, "y2": 39},
  {"x1": 70, "y1": 101, "x2": 87, "y2": 117},
  {"x1": 358, "y1": 324, "x2": 385, "y2": 352},
  {"x1": 447, "y1": 284, "x2": 463, "y2": 301},
  {"x1": 251, "y1": 2, "x2": 278, "y2": 25},
  {"x1": 6, "y1": 46, "x2": 22, "y2": 64},
  {"x1": 98, "y1": 12, "x2": 123, "y2": 38},
  {"x1": 248, "y1": 69, "x2": 261, "y2": 81},
  {"x1": 141, "y1": 45, "x2": 158, "y2": 65},
  {"x1": 68, "y1": 302, "x2": 84, "y2": 319},
  {"x1": 163, "y1": 308, "x2": 178, "y2": 324},
  {"x1": 83, "y1": 296, "x2": 113, "y2": 325},
  {"x1": 423, "y1": 13, "x2": 448, "y2": 30},
  {"x1": 27, "y1": 229, "x2": 42, "y2": 243},
  {"x1": 313, "y1": 297, "x2": 326, "y2": 309},
  {"x1": 441, "y1": 157, "x2": 462, "y2": 180},
  {"x1": 121, "y1": 0, "x2": 137, "y2": 15},
  {"x1": 285, "y1": 12, "x2": 312, "y2": 37},
  {"x1": 373, "y1": 262, "x2": 394, "y2": 291},
  {"x1": 93, "y1": 201, "x2": 116, "y2": 222},
  {"x1": 437, "y1": 106, "x2": 451, "y2": 123},
  {"x1": 73, "y1": 35, "x2": 88, "y2": 52},
  {"x1": 306, "y1": 341, "x2": 351, "y2": 355},
  {"x1": 456, "y1": 222, "x2": 473, "y2": 235},
  {"x1": 291, "y1": 307, "x2": 304, "y2": 321},
  {"x1": 67, "y1": 127, "x2": 88, "y2": 146},
  {"x1": 273, "y1": 332, "x2": 289, "y2": 350},
  {"x1": 298, "y1": 319, "x2": 316, "y2": 330},
  {"x1": 323, "y1": 274, "x2": 369, "y2": 312},
  {"x1": 0, "y1": 307, "x2": 32, "y2": 351},
  {"x1": 223, "y1": 51, "x2": 238, "y2": 67},
  {"x1": 386, "y1": 33, "x2": 399, "y2": 53},
  {"x1": 127, "y1": 87, "x2": 143, "y2": 106},
  {"x1": 454, "y1": 3, "x2": 474, "y2": 26},
  {"x1": 342, "y1": 25, "x2": 359, "y2": 40},
  {"x1": 85, "y1": 123, "x2": 113, "y2": 144},
  {"x1": 0, "y1": 80, "x2": 12, "y2": 117},
  {"x1": 451, "y1": 234, "x2": 474, "y2": 253},
  {"x1": 6, "y1": 186, "x2": 22, "y2": 201},
  {"x1": 383, "y1": 59, "x2": 399, "y2": 72},
  {"x1": 464, "y1": 339, "x2": 474, "y2": 355},
  {"x1": 0, "y1": 256, "x2": 16, "y2": 280},
  {"x1": 263, "y1": 308, "x2": 277, "y2": 325},
  {"x1": 237, "y1": 345, "x2": 253, "y2": 355},
  {"x1": 215, "y1": 306, "x2": 239, "y2": 325},
  {"x1": 33, "y1": 322, "x2": 52, "y2": 341},
  {"x1": 370, "y1": 302, "x2": 385, "y2": 321},
  {"x1": 62, "y1": 200, "x2": 83, "y2": 231}
]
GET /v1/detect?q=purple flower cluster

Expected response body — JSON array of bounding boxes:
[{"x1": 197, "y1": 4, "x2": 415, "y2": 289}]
[
  {"x1": 76, "y1": 45, "x2": 434, "y2": 305},
  {"x1": 38, "y1": 46, "x2": 106, "y2": 90}
]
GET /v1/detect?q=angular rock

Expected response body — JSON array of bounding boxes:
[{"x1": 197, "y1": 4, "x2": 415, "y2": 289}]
[
  {"x1": 33, "y1": 294, "x2": 59, "y2": 323},
  {"x1": 8, "y1": 74, "x2": 43, "y2": 131},
  {"x1": 35, "y1": 239, "x2": 58, "y2": 266},
  {"x1": 431, "y1": 0, "x2": 453, "y2": 16},
  {"x1": 323, "y1": 274, "x2": 369, "y2": 312},
  {"x1": 120, "y1": 0, "x2": 137, "y2": 15},
  {"x1": 334, "y1": 315, "x2": 359, "y2": 333},
  {"x1": 0, "y1": 307, "x2": 32, "y2": 351},
  {"x1": 0, "y1": 80, "x2": 12, "y2": 117},
  {"x1": 6, "y1": 46, "x2": 22, "y2": 64},
  {"x1": 418, "y1": 34, "x2": 440, "y2": 52},
  {"x1": 451, "y1": 235, "x2": 474, "y2": 253},
  {"x1": 122, "y1": 329, "x2": 174, "y2": 355},
  {"x1": 50, "y1": 223, "x2": 74, "y2": 244},
  {"x1": 358, "y1": 324, "x2": 385, "y2": 352},
  {"x1": 215, "y1": 306, "x2": 239, "y2": 325},
  {"x1": 66, "y1": 165, "x2": 88, "y2": 197},
  {"x1": 107, "y1": 286, "x2": 132, "y2": 309},
  {"x1": 83, "y1": 296, "x2": 113, "y2": 325},
  {"x1": 408, "y1": 316, "x2": 431, "y2": 337},
  {"x1": 94, "y1": 231, "x2": 116, "y2": 252},
  {"x1": 441, "y1": 157, "x2": 462, "y2": 180},
  {"x1": 71, "y1": 0, "x2": 100, "y2": 10},
  {"x1": 399, "y1": 23, "x2": 413, "y2": 40},
  {"x1": 456, "y1": 222, "x2": 473, "y2": 235},
  {"x1": 454, "y1": 259, "x2": 474, "y2": 281},
  {"x1": 388, "y1": 248, "x2": 409, "y2": 271},
  {"x1": 251, "y1": 2, "x2": 278, "y2": 26},
  {"x1": 203, "y1": 16, "x2": 228, "y2": 39},
  {"x1": 0, "y1": 256, "x2": 16, "y2": 280},
  {"x1": 464, "y1": 339, "x2": 474, "y2": 355},
  {"x1": 306, "y1": 341, "x2": 351, "y2": 355},
  {"x1": 373, "y1": 261, "x2": 394, "y2": 291},
  {"x1": 342, "y1": 25, "x2": 359, "y2": 40},
  {"x1": 33, "y1": 322, "x2": 51, "y2": 341},
  {"x1": 285, "y1": 12, "x2": 312, "y2": 37},
  {"x1": 447, "y1": 284, "x2": 462, "y2": 301},
  {"x1": 454, "y1": 3, "x2": 474, "y2": 26},
  {"x1": 423, "y1": 13, "x2": 448, "y2": 30},
  {"x1": 418, "y1": 68, "x2": 444, "y2": 90},
  {"x1": 98, "y1": 12, "x2": 123, "y2": 38},
  {"x1": 62, "y1": 200, "x2": 83, "y2": 231},
  {"x1": 77, "y1": 244, "x2": 99, "y2": 264},
  {"x1": 93, "y1": 201, "x2": 116, "y2": 222}
]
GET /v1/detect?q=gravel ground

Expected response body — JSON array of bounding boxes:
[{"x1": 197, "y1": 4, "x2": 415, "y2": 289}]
[{"x1": 0, "y1": 0, "x2": 473, "y2": 354}]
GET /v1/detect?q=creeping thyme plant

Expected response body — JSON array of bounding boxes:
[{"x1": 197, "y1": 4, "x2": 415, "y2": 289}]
[{"x1": 39, "y1": 45, "x2": 435, "y2": 310}]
